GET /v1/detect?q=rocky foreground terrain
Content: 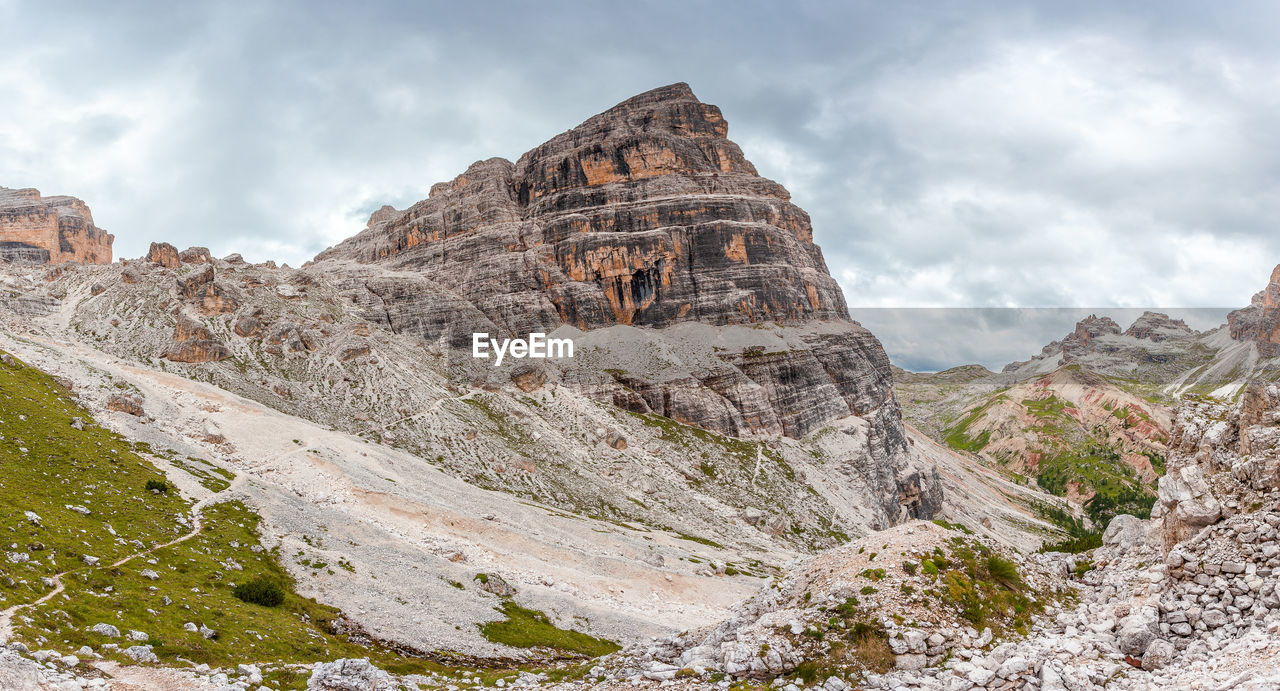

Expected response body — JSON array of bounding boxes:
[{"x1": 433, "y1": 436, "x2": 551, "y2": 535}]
[{"x1": 1, "y1": 84, "x2": 1279, "y2": 689}]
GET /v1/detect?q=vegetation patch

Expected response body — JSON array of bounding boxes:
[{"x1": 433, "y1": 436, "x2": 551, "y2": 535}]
[
  {"x1": 941, "y1": 396, "x2": 1005, "y2": 453},
  {"x1": 478, "y1": 601, "x2": 620, "y2": 658},
  {"x1": 170, "y1": 456, "x2": 235, "y2": 492},
  {"x1": 0, "y1": 351, "x2": 191, "y2": 608}
]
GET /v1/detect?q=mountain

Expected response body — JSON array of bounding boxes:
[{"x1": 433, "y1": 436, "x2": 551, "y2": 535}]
[
  {"x1": 5, "y1": 85, "x2": 1277, "y2": 689},
  {"x1": 897, "y1": 266, "x2": 1280, "y2": 532},
  {"x1": 0, "y1": 187, "x2": 113, "y2": 264},
  {"x1": 1, "y1": 84, "x2": 1046, "y2": 686},
  {"x1": 313, "y1": 83, "x2": 898, "y2": 444}
]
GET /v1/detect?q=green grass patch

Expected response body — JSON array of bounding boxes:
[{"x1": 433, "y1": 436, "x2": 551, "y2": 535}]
[
  {"x1": 675, "y1": 533, "x2": 724, "y2": 549},
  {"x1": 478, "y1": 601, "x2": 620, "y2": 658},
  {"x1": 0, "y1": 351, "x2": 191, "y2": 608},
  {"x1": 941, "y1": 395, "x2": 1006, "y2": 453}
]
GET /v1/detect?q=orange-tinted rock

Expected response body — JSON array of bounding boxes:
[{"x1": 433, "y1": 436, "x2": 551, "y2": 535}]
[
  {"x1": 233, "y1": 309, "x2": 265, "y2": 337},
  {"x1": 106, "y1": 394, "x2": 145, "y2": 417},
  {"x1": 176, "y1": 265, "x2": 239, "y2": 315},
  {"x1": 162, "y1": 316, "x2": 231, "y2": 363},
  {"x1": 510, "y1": 365, "x2": 547, "y2": 392},
  {"x1": 0, "y1": 187, "x2": 113, "y2": 264},
  {"x1": 147, "y1": 242, "x2": 181, "y2": 268},
  {"x1": 178, "y1": 266, "x2": 215, "y2": 297},
  {"x1": 1229, "y1": 264, "x2": 1280, "y2": 356},
  {"x1": 195, "y1": 283, "x2": 239, "y2": 316},
  {"x1": 340, "y1": 345, "x2": 370, "y2": 362}
]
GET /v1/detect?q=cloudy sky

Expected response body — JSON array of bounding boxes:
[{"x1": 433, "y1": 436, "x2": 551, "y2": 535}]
[{"x1": 4, "y1": 1, "x2": 1278, "y2": 369}]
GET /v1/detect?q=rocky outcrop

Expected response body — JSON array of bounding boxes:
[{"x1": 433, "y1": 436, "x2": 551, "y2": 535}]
[
  {"x1": 1001, "y1": 311, "x2": 1205, "y2": 385},
  {"x1": 162, "y1": 316, "x2": 231, "y2": 363},
  {"x1": 1124, "y1": 311, "x2": 1194, "y2": 342},
  {"x1": 1060, "y1": 315, "x2": 1121, "y2": 362},
  {"x1": 1228, "y1": 264, "x2": 1280, "y2": 356},
  {"x1": 0, "y1": 187, "x2": 113, "y2": 264},
  {"x1": 1156, "y1": 379, "x2": 1280, "y2": 552},
  {"x1": 176, "y1": 265, "x2": 239, "y2": 315},
  {"x1": 146, "y1": 242, "x2": 180, "y2": 268}
]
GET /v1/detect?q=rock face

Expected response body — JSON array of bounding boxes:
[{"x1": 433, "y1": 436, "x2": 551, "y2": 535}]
[
  {"x1": 314, "y1": 83, "x2": 939, "y2": 520},
  {"x1": 317, "y1": 83, "x2": 845, "y2": 333},
  {"x1": 1158, "y1": 379, "x2": 1280, "y2": 549},
  {"x1": 162, "y1": 315, "x2": 231, "y2": 363},
  {"x1": 1228, "y1": 264, "x2": 1280, "y2": 356},
  {"x1": 1124, "y1": 311, "x2": 1194, "y2": 342},
  {"x1": 0, "y1": 187, "x2": 113, "y2": 264},
  {"x1": 320, "y1": 84, "x2": 906, "y2": 429}
]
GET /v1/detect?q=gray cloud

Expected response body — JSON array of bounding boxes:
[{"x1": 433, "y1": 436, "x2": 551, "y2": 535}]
[{"x1": 4, "y1": 1, "x2": 1279, "y2": 366}]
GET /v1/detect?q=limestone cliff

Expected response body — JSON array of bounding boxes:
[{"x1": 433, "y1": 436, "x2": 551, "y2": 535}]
[
  {"x1": 315, "y1": 83, "x2": 940, "y2": 519},
  {"x1": 0, "y1": 187, "x2": 113, "y2": 264},
  {"x1": 1227, "y1": 264, "x2": 1280, "y2": 356},
  {"x1": 316, "y1": 83, "x2": 845, "y2": 333}
]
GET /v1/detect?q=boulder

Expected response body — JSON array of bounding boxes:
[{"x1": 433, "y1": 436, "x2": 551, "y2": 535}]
[
  {"x1": 1102, "y1": 514, "x2": 1148, "y2": 555},
  {"x1": 307, "y1": 658, "x2": 395, "y2": 690},
  {"x1": 1141, "y1": 638, "x2": 1176, "y2": 670},
  {"x1": 146, "y1": 242, "x2": 180, "y2": 268},
  {"x1": 122, "y1": 645, "x2": 157, "y2": 663},
  {"x1": 88, "y1": 623, "x2": 120, "y2": 638}
]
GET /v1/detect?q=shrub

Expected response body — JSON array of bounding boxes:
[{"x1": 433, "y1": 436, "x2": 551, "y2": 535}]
[
  {"x1": 942, "y1": 572, "x2": 984, "y2": 626},
  {"x1": 144, "y1": 479, "x2": 169, "y2": 493},
  {"x1": 985, "y1": 555, "x2": 1022, "y2": 588},
  {"x1": 233, "y1": 576, "x2": 285, "y2": 607},
  {"x1": 902, "y1": 561, "x2": 918, "y2": 576}
]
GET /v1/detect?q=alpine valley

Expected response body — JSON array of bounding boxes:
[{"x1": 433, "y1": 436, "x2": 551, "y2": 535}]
[{"x1": 1, "y1": 85, "x2": 1279, "y2": 691}]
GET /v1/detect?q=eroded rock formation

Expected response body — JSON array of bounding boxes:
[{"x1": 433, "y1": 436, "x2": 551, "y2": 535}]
[
  {"x1": 0, "y1": 187, "x2": 113, "y2": 264},
  {"x1": 315, "y1": 83, "x2": 940, "y2": 519},
  {"x1": 316, "y1": 83, "x2": 845, "y2": 334},
  {"x1": 1228, "y1": 264, "x2": 1280, "y2": 356}
]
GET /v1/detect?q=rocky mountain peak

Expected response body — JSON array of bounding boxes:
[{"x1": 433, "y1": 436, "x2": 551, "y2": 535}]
[
  {"x1": 1228, "y1": 264, "x2": 1280, "y2": 356},
  {"x1": 316, "y1": 84, "x2": 845, "y2": 334},
  {"x1": 512, "y1": 82, "x2": 758, "y2": 206},
  {"x1": 1072, "y1": 314, "x2": 1122, "y2": 339},
  {"x1": 0, "y1": 186, "x2": 113, "y2": 264},
  {"x1": 1059, "y1": 314, "x2": 1121, "y2": 361},
  {"x1": 1124, "y1": 311, "x2": 1194, "y2": 342},
  {"x1": 1250, "y1": 263, "x2": 1280, "y2": 309}
]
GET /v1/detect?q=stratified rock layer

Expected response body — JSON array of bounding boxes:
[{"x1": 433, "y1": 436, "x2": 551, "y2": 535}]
[
  {"x1": 317, "y1": 83, "x2": 846, "y2": 334},
  {"x1": 0, "y1": 187, "x2": 113, "y2": 264},
  {"x1": 1228, "y1": 264, "x2": 1280, "y2": 356},
  {"x1": 315, "y1": 83, "x2": 939, "y2": 519}
]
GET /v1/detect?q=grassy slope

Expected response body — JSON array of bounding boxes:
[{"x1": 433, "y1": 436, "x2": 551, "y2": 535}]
[
  {"x1": 940, "y1": 383, "x2": 1160, "y2": 528},
  {"x1": 0, "y1": 352, "x2": 190, "y2": 606},
  {"x1": 1, "y1": 351, "x2": 618, "y2": 686}
]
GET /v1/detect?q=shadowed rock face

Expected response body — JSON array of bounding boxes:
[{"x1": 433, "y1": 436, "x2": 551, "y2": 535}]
[{"x1": 316, "y1": 83, "x2": 847, "y2": 334}]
